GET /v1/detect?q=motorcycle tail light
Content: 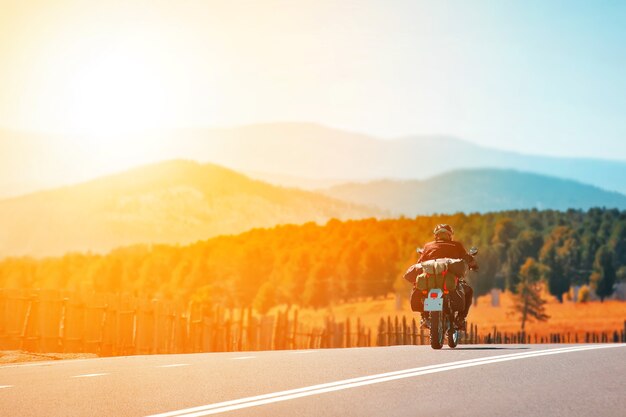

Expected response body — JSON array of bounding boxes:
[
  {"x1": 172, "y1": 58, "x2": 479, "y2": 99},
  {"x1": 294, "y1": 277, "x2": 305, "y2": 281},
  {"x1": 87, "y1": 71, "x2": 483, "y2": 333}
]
[{"x1": 430, "y1": 292, "x2": 438, "y2": 298}]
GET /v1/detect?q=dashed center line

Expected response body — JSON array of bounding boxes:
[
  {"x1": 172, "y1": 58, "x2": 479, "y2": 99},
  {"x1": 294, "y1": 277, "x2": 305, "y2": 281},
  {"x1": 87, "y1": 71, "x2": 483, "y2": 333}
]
[
  {"x1": 158, "y1": 364, "x2": 191, "y2": 368},
  {"x1": 0, "y1": 385, "x2": 13, "y2": 389},
  {"x1": 71, "y1": 373, "x2": 109, "y2": 378},
  {"x1": 231, "y1": 356, "x2": 256, "y2": 360}
]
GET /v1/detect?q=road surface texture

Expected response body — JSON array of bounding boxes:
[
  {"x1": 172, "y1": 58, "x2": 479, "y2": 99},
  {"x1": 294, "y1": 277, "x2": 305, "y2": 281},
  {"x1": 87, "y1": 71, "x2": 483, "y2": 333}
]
[{"x1": 1, "y1": 344, "x2": 624, "y2": 417}]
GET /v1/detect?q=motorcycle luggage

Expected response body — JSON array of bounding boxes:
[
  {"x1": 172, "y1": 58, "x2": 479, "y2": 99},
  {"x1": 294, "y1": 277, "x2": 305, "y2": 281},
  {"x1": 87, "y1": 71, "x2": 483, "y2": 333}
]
[
  {"x1": 410, "y1": 287, "x2": 424, "y2": 312},
  {"x1": 415, "y1": 259, "x2": 458, "y2": 290},
  {"x1": 403, "y1": 263, "x2": 423, "y2": 284},
  {"x1": 415, "y1": 272, "x2": 457, "y2": 291},
  {"x1": 447, "y1": 259, "x2": 468, "y2": 277},
  {"x1": 420, "y1": 259, "x2": 448, "y2": 275}
]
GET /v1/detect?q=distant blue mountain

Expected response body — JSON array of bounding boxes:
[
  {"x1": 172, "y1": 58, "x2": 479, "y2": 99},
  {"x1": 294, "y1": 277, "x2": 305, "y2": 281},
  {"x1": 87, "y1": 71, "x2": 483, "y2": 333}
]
[
  {"x1": 2, "y1": 123, "x2": 626, "y2": 197},
  {"x1": 320, "y1": 169, "x2": 626, "y2": 215},
  {"x1": 176, "y1": 124, "x2": 626, "y2": 195}
]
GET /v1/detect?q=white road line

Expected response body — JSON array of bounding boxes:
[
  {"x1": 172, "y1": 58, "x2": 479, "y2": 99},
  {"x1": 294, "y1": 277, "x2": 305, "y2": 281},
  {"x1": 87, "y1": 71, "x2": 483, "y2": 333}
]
[
  {"x1": 0, "y1": 385, "x2": 13, "y2": 389},
  {"x1": 157, "y1": 364, "x2": 191, "y2": 368},
  {"x1": 146, "y1": 344, "x2": 625, "y2": 417},
  {"x1": 289, "y1": 351, "x2": 317, "y2": 354},
  {"x1": 231, "y1": 356, "x2": 256, "y2": 360},
  {"x1": 71, "y1": 373, "x2": 109, "y2": 378}
]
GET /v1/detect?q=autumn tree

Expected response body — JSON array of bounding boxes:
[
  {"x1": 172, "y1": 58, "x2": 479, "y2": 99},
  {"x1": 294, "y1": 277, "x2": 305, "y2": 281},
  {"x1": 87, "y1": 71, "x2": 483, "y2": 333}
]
[
  {"x1": 253, "y1": 281, "x2": 276, "y2": 315},
  {"x1": 512, "y1": 258, "x2": 549, "y2": 332},
  {"x1": 302, "y1": 263, "x2": 332, "y2": 309},
  {"x1": 0, "y1": 208, "x2": 624, "y2": 314}
]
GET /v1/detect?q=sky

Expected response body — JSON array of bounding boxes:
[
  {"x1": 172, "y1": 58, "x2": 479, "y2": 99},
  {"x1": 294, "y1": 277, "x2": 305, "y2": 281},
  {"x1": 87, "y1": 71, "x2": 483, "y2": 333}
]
[{"x1": 0, "y1": 0, "x2": 625, "y2": 160}]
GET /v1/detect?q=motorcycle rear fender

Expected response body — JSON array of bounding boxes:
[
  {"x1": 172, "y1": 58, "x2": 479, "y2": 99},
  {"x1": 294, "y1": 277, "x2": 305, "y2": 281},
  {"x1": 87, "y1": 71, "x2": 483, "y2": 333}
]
[{"x1": 424, "y1": 288, "x2": 444, "y2": 311}]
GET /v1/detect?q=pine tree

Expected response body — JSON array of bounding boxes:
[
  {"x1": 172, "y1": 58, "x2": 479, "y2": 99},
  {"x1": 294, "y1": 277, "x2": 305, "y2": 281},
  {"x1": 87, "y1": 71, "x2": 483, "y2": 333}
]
[
  {"x1": 512, "y1": 258, "x2": 549, "y2": 332},
  {"x1": 591, "y1": 245, "x2": 616, "y2": 302},
  {"x1": 468, "y1": 246, "x2": 499, "y2": 303},
  {"x1": 506, "y1": 230, "x2": 543, "y2": 291}
]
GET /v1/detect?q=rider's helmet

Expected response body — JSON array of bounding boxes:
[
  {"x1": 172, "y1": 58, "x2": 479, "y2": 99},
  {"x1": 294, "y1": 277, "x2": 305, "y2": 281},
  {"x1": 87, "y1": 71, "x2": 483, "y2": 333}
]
[{"x1": 433, "y1": 224, "x2": 453, "y2": 240}]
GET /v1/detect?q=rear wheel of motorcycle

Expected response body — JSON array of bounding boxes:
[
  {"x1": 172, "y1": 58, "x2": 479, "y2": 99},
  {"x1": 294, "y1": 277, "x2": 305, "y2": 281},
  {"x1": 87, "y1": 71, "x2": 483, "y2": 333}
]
[
  {"x1": 430, "y1": 311, "x2": 444, "y2": 349},
  {"x1": 447, "y1": 324, "x2": 459, "y2": 348}
]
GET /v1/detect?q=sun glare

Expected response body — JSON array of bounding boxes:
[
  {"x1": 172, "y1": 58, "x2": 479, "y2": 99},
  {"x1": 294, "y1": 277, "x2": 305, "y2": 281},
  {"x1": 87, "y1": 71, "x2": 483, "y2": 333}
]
[{"x1": 66, "y1": 45, "x2": 168, "y2": 137}]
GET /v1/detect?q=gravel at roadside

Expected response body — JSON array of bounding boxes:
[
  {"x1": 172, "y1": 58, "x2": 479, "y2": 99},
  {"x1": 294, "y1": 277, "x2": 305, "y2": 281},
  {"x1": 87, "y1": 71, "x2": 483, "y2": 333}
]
[{"x1": 0, "y1": 350, "x2": 97, "y2": 365}]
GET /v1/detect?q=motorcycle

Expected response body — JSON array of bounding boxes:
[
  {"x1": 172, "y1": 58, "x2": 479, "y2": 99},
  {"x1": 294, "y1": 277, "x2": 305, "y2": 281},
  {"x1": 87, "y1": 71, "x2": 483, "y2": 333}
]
[{"x1": 415, "y1": 247, "x2": 478, "y2": 350}]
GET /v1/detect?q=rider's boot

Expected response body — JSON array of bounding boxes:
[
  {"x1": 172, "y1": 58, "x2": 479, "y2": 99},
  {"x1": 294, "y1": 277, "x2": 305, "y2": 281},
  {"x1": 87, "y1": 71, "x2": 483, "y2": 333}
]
[{"x1": 455, "y1": 315, "x2": 467, "y2": 332}]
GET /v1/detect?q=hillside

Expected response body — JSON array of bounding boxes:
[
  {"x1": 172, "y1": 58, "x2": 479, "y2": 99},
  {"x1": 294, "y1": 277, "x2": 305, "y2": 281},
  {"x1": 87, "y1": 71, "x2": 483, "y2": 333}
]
[
  {"x1": 2, "y1": 123, "x2": 626, "y2": 198},
  {"x1": 321, "y1": 169, "x2": 626, "y2": 215},
  {"x1": 0, "y1": 160, "x2": 379, "y2": 257}
]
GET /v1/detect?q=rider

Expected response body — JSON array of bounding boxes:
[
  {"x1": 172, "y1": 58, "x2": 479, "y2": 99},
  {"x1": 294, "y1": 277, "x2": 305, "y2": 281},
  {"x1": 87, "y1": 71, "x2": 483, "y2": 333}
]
[{"x1": 413, "y1": 224, "x2": 478, "y2": 330}]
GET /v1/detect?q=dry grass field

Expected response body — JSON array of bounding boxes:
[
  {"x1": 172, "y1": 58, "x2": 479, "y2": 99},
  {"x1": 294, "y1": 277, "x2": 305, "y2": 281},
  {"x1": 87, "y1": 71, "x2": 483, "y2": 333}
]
[{"x1": 285, "y1": 291, "x2": 626, "y2": 339}]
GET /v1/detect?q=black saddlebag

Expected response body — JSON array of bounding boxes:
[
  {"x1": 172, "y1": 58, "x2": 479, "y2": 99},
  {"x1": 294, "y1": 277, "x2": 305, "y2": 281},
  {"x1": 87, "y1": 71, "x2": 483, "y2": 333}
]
[{"x1": 410, "y1": 287, "x2": 424, "y2": 312}]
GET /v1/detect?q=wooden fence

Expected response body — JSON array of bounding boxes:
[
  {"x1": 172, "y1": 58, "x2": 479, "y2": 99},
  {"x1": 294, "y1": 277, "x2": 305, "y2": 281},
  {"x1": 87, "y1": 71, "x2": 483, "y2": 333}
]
[
  {"x1": 0, "y1": 289, "x2": 370, "y2": 355},
  {"x1": 374, "y1": 315, "x2": 626, "y2": 346},
  {"x1": 0, "y1": 290, "x2": 623, "y2": 355}
]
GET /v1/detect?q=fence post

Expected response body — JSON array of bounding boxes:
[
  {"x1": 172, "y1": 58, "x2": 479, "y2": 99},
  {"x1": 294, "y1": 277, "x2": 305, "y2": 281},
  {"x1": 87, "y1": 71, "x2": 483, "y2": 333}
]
[
  {"x1": 131, "y1": 303, "x2": 138, "y2": 354},
  {"x1": 100, "y1": 302, "x2": 109, "y2": 355},
  {"x1": 336, "y1": 321, "x2": 344, "y2": 348},
  {"x1": 237, "y1": 308, "x2": 244, "y2": 351},
  {"x1": 401, "y1": 316, "x2": 407, "y2": 345},
  {"x1": 290, "y1": 310, "x2": 299, "y2": 350},
  {"x1": 394, "y1": 316, "x2": 400, "y2": 346},
  {"x1": 307, "y1": 328, "x2": 315, "y2": 349},
  {"x1": 377, "y1": 318, "x2": 385, "y2": 346},
  {"x1": 0, "y1": 290, "x2": 4, "y2": 349},
  {"x1": 327, "y1": 317, "x2": 335, "y2": 348},
  {"x1": 225, "y1": 316, "x2": 234, "y2": 352},
  {"x1": 20, "y1": 295, "x2": 34, "y2": 350}
]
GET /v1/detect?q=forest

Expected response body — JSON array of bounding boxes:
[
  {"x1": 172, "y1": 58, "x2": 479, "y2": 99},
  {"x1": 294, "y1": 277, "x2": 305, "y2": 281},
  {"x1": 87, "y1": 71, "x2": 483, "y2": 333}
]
[{"x1": 0, "y1": 208, "x2": 624, "y2": 313}]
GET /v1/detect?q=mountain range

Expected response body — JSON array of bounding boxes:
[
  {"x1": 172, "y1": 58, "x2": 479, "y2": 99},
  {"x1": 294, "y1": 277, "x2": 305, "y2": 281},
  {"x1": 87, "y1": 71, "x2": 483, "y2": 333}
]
[
  {"x1": 320, "y1": 169, "x2": 626, "y2": 216},
  {"x1": 0, "y1": 160, "x2": 377, "y2": 257},
  {"x1": 1, "y1": 158, "x2": 625, "y2": 258},
  {"x1": 2, "y1": 123, "x2": 626, "y2": 197}
]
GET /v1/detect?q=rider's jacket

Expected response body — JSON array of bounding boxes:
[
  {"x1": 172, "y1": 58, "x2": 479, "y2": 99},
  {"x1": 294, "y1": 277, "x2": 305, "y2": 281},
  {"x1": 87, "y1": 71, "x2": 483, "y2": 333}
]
[
  {"x1": 404, "y1": 239, "x2": 478, "y2": 285},
  {"x1": 418, "y1": 239, "x2": 475, "y2": 265}
]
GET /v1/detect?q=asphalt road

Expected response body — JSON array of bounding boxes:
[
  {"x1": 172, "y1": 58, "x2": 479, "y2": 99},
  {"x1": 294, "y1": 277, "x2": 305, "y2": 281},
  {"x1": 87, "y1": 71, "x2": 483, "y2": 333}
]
[{"x1": 1, "y1": 344, "x2": 624, "y2": 417}]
